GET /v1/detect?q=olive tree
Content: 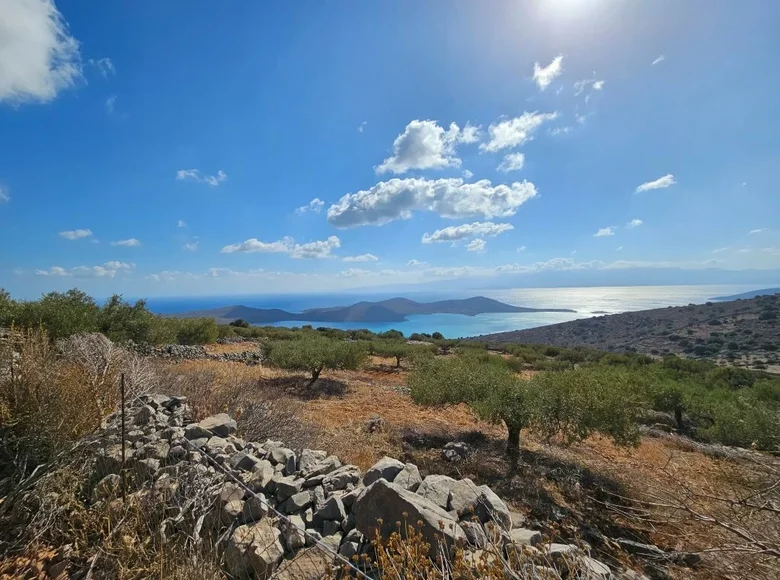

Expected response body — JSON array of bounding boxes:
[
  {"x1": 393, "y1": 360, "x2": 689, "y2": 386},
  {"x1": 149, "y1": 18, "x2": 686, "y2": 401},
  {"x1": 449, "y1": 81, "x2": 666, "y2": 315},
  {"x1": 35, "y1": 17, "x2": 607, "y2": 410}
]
[
  {"x1": 372, "y1": 340, "x2": 434, "y2": 368},
  {"x1": 409, "y1": 355, "x2": 644, "y2": 463},
  {"x1": 264, "y1": 336, "x2": 367, "y2": 385}
]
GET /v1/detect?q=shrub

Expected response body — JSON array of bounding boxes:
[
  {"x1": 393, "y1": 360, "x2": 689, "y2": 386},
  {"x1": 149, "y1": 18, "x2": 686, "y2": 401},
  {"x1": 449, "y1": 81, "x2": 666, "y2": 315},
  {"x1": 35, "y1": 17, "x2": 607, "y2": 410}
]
[
  {"x1": 372, "y1": 340, "x2": 435, "y2": 368},
  {"x1": 229, "y1": 318, "x2": 250, "y2": 328},
  {"x1": 378, "y1": 329, "x2": 404, "y2": 340},
  {"x1": 264, "y1": 336, "x2": 367, "y2": 384}
]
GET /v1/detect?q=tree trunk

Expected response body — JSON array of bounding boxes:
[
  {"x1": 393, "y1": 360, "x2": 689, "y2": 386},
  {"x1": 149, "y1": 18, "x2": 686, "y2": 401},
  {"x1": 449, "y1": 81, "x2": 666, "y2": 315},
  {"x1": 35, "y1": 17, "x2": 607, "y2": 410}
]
[
  {"x1": 395, "y1": 356, "x2": 401, "y2": 368},
  {"x1": 309, "y1": 366, "x2": 323, "y2": 386},
  {"x1": 505, "y1": 422, "x2": 521, "y2": 465},
  {"x1": 674, "y1": 405, "x2": 684, "y2": 431}
]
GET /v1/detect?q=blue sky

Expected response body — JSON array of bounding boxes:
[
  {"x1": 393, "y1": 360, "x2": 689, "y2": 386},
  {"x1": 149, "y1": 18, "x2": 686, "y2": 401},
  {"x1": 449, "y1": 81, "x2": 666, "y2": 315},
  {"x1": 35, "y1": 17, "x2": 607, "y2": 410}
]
[{"x1": 1, "y1": 0, "x2": 779, "y2": 299}]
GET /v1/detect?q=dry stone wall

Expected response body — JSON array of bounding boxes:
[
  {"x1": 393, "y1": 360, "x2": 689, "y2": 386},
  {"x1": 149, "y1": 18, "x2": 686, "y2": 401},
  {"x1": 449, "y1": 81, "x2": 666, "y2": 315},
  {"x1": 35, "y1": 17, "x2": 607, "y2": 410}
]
[{"x1": 90, "y1": 394, "x2": 659, "y2": 580}]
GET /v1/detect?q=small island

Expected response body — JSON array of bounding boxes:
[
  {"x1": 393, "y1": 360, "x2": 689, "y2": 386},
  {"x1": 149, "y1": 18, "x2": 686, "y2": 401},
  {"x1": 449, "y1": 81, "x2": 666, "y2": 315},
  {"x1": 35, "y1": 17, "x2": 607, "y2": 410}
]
[{"x1": 174, "y1": 296, "x2": 575, "y2": 325}]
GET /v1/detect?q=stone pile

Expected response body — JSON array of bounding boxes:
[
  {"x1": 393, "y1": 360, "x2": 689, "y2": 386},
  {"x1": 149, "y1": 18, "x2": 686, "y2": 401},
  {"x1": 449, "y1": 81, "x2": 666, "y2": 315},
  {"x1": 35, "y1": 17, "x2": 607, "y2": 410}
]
[
  {"x1": 91, "y1": 395, "x2": 659, "y2": 580},
  {"x1": 125, "y1": 342, "x2": 262, "y2": 364}
]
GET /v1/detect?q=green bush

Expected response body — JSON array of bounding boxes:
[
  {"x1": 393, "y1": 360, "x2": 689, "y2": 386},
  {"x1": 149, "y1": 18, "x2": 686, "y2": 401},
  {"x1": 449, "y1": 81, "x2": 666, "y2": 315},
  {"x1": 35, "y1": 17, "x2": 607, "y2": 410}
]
[{"x1": 264, "y1": 336, "x2": 367, "y2": 384}]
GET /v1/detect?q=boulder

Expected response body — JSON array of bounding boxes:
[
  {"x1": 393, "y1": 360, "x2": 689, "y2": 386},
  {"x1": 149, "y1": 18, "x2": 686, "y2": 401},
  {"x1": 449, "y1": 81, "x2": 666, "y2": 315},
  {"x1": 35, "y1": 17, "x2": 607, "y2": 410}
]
[
  {"x1": 339, "y1": 541, "x2": 360, "y2": 560},
  {"x1": 322, "y1": 465, "x2": 361, "y2": 492},
  {"x1": 447, "y1": 478, "x2": 480, "y2": 515},
  {"x1": 244, "y1": 462, "x2": 276, "y2": 493},
  {"x1": 393, "y1": 463, "x2": 422, "y2": 492},
  {"x1": 313, "y1": 496, "x2": 346, "y2": 525},
  {"x1": 282, "y1": 515, "x2": 307, "y2": 551},
  {"x1": 242, "y1": 495, "x2": 269, "y2": 523},
  {"x1": 580, "y1": 556, "x2": 612, "y2": 578},
  {"x1": 224, "y1": 521, "x2": 284, "y2": 579},
  {"x1": 274, "y1": 544, "x2": 334, "y2": 579},
  {"x1": 275, "y1": 476, "x2": 305, "y2": 501},
  {"x1": 298, "y1": 449, "x2": 328, "y2": 475},
  {"x1": 510, "y1": 528, "x2": 542, "y2": 547},
  {"x1": 270, "y1": 447, "x2": 297, "y2": 475},
  {"x1": 305, "y1": 456, "x2": 342, "y2": 478},
  {"x1": 198, "y1": 413, "x2": 237, "y2": 438},
  {"x1": 184, "y1": 424, "x2": 212, "y2": 440},
  {"x1": 205, "y1": 436, "x2": 235, "y2": 455},
  {"x1": 142, "y1": 440, "x2": 170, "y2": 461},
  {"x1": 322, "y1": 520, "x2": 341, "y2": 537},
  {"x1": 229, "y1": 451, "x2": 264, "y2": 472},
  {"x1": 282, "y1": 491, "x2": 313, "y2": 514},
  {"x1": 416, "y1": 474, "x2": 457, "y2": 509},
  {"x1": 459, "y1": 521, "x2": 487, "y2": 549},
  {"x1": 220, "y1": 500, "x2": 245, "y2": 526},
  {"x1": 442, "y1": 441, "x2": 471, "y2": 462},
  {"x1": 134, "y1": 405, "x2": 156, "y2": 425},
  {"x1": 354, "y1": 479, "x2": 465, "y2": 558},
  {"x1": 215, "y1": 482, "x2": 245, "y2": 506},
  {"x1": 461, "y1": 485, "x2": 511, "y2": 530},
  {"x1": 363, "y1": 456, "x2": 405, "y2": 486}
]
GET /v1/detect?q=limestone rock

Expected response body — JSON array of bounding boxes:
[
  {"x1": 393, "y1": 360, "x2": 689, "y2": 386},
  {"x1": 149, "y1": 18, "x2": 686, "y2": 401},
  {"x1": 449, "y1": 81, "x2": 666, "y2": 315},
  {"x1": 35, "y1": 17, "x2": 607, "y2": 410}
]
[
  {"x1": 275, "y1": 476, "x2": 305, "y2": 501},
  {"x1": 416, "y1": 474, "x2": 457, "y2": 510},
  {"x1": 363, "y1": 456, "x2": 405, "y2": 486},
  {"x1": 447, "y1": 478, "x2": 480, "y2": 515},
  {"x1": 355, "y1": 479, "x2": 465, "y2": 558},
  {"x1": 282, "y1": 491, "x2": 313, "y2": 514},
  {"x1": 225, "y1": 521, "x2": 284, "y2": 579},
  {"x1": 184, "y1": 424, "x2": 212, "y2": 440},
  {"x1": 220, "y1": 499, "x2": 245, "y2": 526},
  {"x1": 92, "y1": 474, "x2": 121, "y2": 502},
  {"x1": 270, "y1": 447, "x2": 297, "y2": 475},
  {"x1": 322, "y1": 465, "x2": 360, "y2": 492},
  {"x1": 460, "y1": 521, "x2": 488, "y2": 549},
  {"x1": 198, "y1": 413, "x2": 237, "y2": 438},
  {"x1": 442, "y1": 441, "x2": 471, "y2": 462},
  {"x1": 274, "y1": 544, "x2": 334, "y2": 579},
  {"x1": 393, "y1": 463, "x2": 422, "y2": 492},
  {"x1": 314, "y1": 495, "x2": 346, "y2": 525},
  {"x1": 510, "y1": 528, "x2": 542, "y2": 547},
  {"x1": 461, "y1": 485, "x2": 511, "y2": 530},
  {"x1": 298, "y1": 449, "x2": 328, "y2": 475},
  {"x1": 282, "y1": 515, "x2": 307, "y2": 551},
  {"x1": 242, "y1": 495, "x2": 269, "y2": 523},
  {"x1": 305, "y1": 455, "x2": 342, "y2": 478}
]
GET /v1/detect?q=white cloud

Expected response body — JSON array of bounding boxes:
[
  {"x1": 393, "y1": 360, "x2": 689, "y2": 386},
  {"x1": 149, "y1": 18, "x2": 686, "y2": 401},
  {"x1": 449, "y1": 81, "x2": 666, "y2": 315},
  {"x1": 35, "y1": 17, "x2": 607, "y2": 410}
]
[
  {"x1": 532, "y1": 55, "x2": 564, "y2": 90},
  {"x1": 35, "y1": 261, "x2": 132, "y2": 278},
  {"x1": 88, "y1": 57, "x2": 115, "y2": 78},
  {"x1": 295, "y1": 198, "x2": 325, "y2": 214},
  {"x1": 0, "y1": 186, "x2": 8, "y2": 203},
  {"x1": 462, "y1": 169, "x2": 473, "y2": 179},
  {"x1": 652, "y1": 55, "x2": 665, "y2": 66},
  {"x1": 105, "y1": 94, "x2": 116, "y2": 114},
  {"x1": 0, "y1": 0, "x2": 82, "y2": 104},
  {"x1": 497, "y1": 152, "x2": 525, "y2": 172},
  {"x1": 177, "y1": 220, "x2": 187, "y2": 228},
  {"x1": 422, "y1": 221, "x2": 514, "y2": 244},
  {"x1": 59, "y1": 228, "x2": 92, "y2": 240},
  {"x1": 479, "y1": 112, "x2": 558, "y2": 153},
  {"x1": 339, "y1": 268, "x2": 371, "y2": 278},
  {"x1": 495, "y1": 257, "x2": 598, "y2": 274},
  {"x1": 111, "y1": 238, "x2": 141, "y2": 247},
  {"x1": 407, "y1": 259, "x2": 428, "y2": 267},
  {"x1": 616, "y1": 246, "x2": 623, "y2": 251},
  {"x1": 357, "y1": 121, "x2": 366, "y2": 133},
  {"x1": 549, "y1": 126, "x2": 572, "y2": 136},
  {"x1": 466, "y1": 238, "x2": 486, "y2": 253},
  {"x1": 375, "y1": 120, "x2": 480, "y2": 175},
  {"x1": 327, "y1": 177, "x2": 537, "y2": 228},
  {"x1": 517, "y1": 246, "x2": 527, "y2": 252},
  {"x1": 574, "y1": 78, "x2": 605, "y2": 96},
  {"x1": 749, "y1": 228, "x2": 767, "y2": 235},
  {"x1": 183, "y1": 242, "x2": 198, "y2": 251},
  {"x1": 712, "y1": 247, "x2": 732, "y2": 254},
  {"x1": 626, "y1": 218, "x2": 643, "y2": 229},
  {"x1": 175, "y1": 169, "x2": 227, "y2": 186},
  {"x1": 221, "y1": 235, "x2": 340, "y2": 259},
  {"x1": 635, "y1": 173, "x2": 676, "y2": 193},
  {"x1": 342, "y1": 253, "x2": 379, "y2": 262},
  {"x1": 594, "y1": 227, "x2": 616, "y2": 237}
]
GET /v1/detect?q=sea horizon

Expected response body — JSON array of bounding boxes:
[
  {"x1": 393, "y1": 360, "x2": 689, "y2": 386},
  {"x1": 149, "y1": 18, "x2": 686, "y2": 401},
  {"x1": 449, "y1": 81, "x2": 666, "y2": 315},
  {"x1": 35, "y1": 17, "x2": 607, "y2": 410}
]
[{"x1": 141, "y1": 284, "x2": 768, "y2": 339}]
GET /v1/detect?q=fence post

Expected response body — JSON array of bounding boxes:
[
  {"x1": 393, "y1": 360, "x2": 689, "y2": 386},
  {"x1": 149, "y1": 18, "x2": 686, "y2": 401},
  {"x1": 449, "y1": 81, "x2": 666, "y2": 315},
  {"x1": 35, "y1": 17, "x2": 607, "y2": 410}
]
[{"x1": 120, "y1": 372, "x2": 126, "y2": 503}]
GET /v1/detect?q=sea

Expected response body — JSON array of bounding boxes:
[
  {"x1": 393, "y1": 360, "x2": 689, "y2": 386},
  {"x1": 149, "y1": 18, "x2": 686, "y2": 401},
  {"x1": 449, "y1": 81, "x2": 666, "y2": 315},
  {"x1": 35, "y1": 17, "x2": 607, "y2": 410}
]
[{"x1": 143, "y1": 285, "x2": 765, "y2": 339}]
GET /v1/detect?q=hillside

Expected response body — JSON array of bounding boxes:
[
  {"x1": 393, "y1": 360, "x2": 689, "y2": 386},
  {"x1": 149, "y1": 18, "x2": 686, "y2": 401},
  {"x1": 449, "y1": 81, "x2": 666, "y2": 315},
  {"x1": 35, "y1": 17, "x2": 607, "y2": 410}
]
[
  {"x1": 175, "y1": 296, "x2": 575, "y2": 324},
  {"x1": 472, "y1": 292, "x2": 780, "y2": 370}
]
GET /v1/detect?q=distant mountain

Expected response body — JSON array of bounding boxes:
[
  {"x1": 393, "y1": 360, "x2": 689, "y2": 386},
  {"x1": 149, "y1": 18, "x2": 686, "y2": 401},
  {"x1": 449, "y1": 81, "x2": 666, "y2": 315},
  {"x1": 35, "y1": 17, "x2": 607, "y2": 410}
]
[
  {"x1": 712, "y1": 288, "x2": 780, "y2": 301},
  {"x1": 174, "y1": 296, "x2": 575, "y2": 324},
  {"x1": 470, "y1": 294, "x2": 780, "y2": 368}
]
